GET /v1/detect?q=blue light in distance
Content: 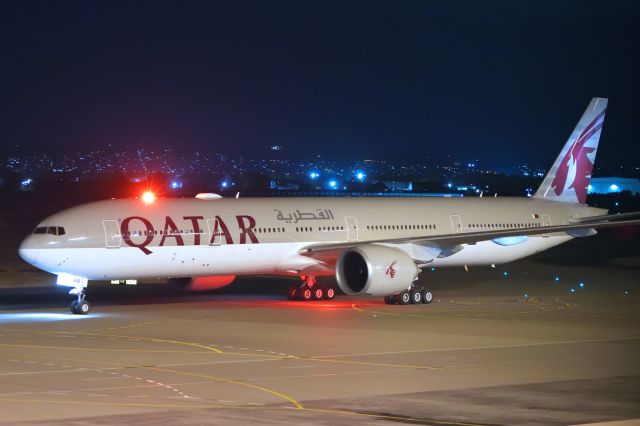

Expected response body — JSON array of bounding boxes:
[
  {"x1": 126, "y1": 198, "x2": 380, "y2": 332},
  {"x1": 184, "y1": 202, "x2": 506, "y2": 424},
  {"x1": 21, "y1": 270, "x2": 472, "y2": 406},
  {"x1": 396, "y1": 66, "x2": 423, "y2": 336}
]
[
  {"x1": 309, "y1": 171, "x2": 320, "y2": 179},
  {"x1": 447, "y1": 182, "x2": 453, "y2": 188},
  {"x1": 328, "y1": 180, "x2": 337, "y2": 189},
  {"x1": 355, "y1": 171, "x2": 366, "y2": 181},
  {"x1": 503, "y1": 271, "x2": 509, "y2": 277},
  {"x1": 609, "y1": 184, "x2": 619, "y2": 191},
  {"x1": 569, "y1": 288, "x2": 576, "y2": 294},
  {"x1": 579, "y1": 282, "x2": 585, "y2": 289},
  {"x1": 554, "y1": 276, "x2": 560, "y2": 282},
  {"x1": 221, "y1": 181, "x2": 229, "y2": 188},
  {"x1": 20, "y1": 178, "x2": 33, "y2": 187},
  {"x1": 523, "y1": 293, "x2": 528, "y2": 300},
  {"x1": 170, "y1": 181, "x2": 182, "y2": 189}
]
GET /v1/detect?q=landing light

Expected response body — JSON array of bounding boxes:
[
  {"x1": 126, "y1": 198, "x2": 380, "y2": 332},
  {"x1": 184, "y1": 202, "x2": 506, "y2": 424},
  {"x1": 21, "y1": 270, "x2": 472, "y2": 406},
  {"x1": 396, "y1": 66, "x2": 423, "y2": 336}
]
[{"x1": 142, "y1": 191, "x2": 156, "y2": 204}]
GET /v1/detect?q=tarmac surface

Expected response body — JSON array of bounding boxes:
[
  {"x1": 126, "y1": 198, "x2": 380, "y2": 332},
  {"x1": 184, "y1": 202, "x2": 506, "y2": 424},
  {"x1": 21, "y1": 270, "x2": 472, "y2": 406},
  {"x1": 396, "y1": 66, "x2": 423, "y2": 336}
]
[{"x1": 1, "y1": 229, "x2": 639, "y2": 425}]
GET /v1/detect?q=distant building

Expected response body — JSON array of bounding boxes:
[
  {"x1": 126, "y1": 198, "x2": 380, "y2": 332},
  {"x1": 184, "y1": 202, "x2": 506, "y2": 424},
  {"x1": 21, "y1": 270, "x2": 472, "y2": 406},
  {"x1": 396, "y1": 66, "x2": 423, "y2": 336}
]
[
  {"x1": 381, "y1": 181, "x2": 413, "y2": 192},
  {"x1": 588, "y1": 177, "x2": 640, "y2": 195}
]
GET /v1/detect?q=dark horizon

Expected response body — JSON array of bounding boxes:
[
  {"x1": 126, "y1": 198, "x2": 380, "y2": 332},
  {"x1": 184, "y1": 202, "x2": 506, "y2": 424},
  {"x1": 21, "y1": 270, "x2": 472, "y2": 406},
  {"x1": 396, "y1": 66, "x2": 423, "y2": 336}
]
[{"x1": 2, "y1": 1, "x2": 639, "y2": 170}]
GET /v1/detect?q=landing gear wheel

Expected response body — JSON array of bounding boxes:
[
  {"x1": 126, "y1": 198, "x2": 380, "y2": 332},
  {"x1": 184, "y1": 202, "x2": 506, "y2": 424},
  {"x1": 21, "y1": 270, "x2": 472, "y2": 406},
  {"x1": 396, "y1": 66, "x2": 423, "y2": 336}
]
[
  {"x1": 287, "y1": 286, "x2": 299, "y2": 301},
  {"x1": 300, "y1": 287, "x2": 313, "y2": 301},
  {"x1": 421, "y1": 290, "x2": 433, "y2": 304},
  {"x1": 70, "y1": 299, "x2": 90, "y2": 314},
  {"x1": 324, "y1": 287, "x2": 335, "y2": 300},
  {"x1": 384, "y1": 295, "x2": 395, "y2": 305},
  {"x1": 312, "y1": 287, "x2": 324, "y2": 301},
  {"x1": 76, "y1": 300, "x2": 91, "y2": 314},
  {"x1": 411, "y1": 290, "x2": 422, "y2": 304},
  {"x1": 398, "y1": 291, "x2": 411, "y2": 305}
]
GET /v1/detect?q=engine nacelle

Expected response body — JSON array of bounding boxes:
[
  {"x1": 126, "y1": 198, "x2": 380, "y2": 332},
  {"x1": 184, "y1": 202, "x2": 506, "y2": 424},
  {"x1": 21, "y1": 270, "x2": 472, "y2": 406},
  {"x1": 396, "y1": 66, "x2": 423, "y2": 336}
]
[
  {"x1": 335, "y1": 245, "x2": 418, "y2": 296},
  {"x1": 174, "y1": 276, "x2": 236, "y2": 291}
]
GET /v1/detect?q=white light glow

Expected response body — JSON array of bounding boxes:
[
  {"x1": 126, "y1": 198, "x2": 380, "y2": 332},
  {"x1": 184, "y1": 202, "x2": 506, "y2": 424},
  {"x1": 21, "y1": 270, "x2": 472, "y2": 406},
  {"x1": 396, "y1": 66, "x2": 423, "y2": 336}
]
[{"x1": 142, "y1": 191, "x2": 156, "y2": 204}]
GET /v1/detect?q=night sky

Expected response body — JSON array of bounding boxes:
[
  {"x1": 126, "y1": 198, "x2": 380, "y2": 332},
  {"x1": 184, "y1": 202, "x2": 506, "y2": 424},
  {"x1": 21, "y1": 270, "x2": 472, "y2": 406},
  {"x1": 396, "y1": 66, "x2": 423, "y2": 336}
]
[{"x1": 1, "y1": 1, "x2": 639, "y2": 169}]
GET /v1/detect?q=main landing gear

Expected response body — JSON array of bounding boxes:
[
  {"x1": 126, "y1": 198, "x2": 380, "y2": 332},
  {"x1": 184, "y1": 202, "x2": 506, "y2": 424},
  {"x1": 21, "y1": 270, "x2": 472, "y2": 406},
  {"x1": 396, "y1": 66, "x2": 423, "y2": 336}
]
[
  {"x1": 384, "y1": 285, "x2": 433, "y2": 305},
  {"x1": 69, "y1": 287, "x2": 91, "y2": 314},
  {"x1": 287, "y1": 275, "x2": 336, "y2": 302}
]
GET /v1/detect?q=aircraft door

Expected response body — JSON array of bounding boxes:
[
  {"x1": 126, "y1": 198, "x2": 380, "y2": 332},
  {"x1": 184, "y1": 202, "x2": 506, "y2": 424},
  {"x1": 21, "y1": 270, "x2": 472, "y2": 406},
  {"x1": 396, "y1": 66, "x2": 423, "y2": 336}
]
[
  {"x1": 103, "y1": 220, "x2": 121, "y2": 248},
  {"x1": 345, "y1": 216, "x2": 359, "y2": 242},
  {"x1": 449, "y1": 214, "x2": 462, "y2": 233},
  {"x1": 206, "y1": 218, "x2": 222, "y2": 246},
  {"x1": 541, "y1": 214, "x2": 551, "y2": 238}
]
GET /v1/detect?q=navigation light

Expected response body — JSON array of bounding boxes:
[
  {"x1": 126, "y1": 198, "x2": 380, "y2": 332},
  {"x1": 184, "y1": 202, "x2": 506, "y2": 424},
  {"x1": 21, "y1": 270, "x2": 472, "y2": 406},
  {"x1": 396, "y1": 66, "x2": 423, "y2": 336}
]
[{"x1": 142, "y1": 191, "x2": 156, "y2": 204}]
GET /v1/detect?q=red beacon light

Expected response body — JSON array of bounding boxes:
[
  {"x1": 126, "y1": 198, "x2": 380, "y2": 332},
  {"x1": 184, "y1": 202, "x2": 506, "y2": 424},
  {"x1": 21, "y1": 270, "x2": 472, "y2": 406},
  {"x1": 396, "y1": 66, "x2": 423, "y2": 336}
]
[{"x1": 141, "y1": 191, "x2": 156, "y2": 204}]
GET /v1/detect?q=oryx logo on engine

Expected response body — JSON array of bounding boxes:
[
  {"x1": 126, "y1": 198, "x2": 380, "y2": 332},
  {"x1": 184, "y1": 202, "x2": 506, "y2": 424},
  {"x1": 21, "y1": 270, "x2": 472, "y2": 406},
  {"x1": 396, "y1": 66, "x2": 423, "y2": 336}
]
[{"x1": 386, "y1": 260, "x2": 398, "y2": 278}]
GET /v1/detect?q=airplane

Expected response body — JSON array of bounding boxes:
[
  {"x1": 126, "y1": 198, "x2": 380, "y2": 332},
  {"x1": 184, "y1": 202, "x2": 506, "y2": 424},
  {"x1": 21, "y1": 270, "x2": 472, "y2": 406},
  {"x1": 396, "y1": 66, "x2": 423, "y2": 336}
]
[{"x1": 18, "y1": 98, "x2": 640, "y2": 314}]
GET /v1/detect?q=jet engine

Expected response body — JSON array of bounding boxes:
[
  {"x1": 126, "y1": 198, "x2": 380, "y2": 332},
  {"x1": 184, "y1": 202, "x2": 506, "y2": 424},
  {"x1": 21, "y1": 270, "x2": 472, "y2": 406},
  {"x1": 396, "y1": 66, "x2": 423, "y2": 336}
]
[
  {"x1": 172, "y1": 276, "x2": 236, "y2": 291},
  {"x1": 335, "y1": 245, "x2": 418, "y2": 296}
]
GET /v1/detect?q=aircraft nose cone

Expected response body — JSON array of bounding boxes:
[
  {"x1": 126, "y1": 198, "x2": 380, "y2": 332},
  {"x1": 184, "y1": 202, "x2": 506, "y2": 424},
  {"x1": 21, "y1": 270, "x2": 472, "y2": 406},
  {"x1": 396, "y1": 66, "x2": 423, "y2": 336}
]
[{"x1": 18, "y1": 237, "x2": 40, "y2": 266}]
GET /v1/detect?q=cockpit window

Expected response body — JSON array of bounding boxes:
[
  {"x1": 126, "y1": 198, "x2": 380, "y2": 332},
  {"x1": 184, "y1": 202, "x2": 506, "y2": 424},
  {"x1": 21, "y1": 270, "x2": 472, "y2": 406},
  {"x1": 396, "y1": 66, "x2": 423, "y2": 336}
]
[{"x1": 33, "y1": 226, "x2": 66, "y2": 236}]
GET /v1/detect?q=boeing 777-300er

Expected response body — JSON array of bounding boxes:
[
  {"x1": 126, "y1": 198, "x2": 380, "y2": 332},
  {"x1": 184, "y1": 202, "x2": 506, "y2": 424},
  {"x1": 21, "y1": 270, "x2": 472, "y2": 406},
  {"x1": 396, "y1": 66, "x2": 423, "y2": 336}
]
[{"x1": 18, "y1": 98, "x2": 640, "y2": 314}]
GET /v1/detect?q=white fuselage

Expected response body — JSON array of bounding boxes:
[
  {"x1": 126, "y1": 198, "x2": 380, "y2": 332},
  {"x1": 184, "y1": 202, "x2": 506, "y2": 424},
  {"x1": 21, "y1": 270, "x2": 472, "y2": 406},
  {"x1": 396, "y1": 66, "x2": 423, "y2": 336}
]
[{"x1": 18, "y1": 197, "x2": 605, "y2": 281}]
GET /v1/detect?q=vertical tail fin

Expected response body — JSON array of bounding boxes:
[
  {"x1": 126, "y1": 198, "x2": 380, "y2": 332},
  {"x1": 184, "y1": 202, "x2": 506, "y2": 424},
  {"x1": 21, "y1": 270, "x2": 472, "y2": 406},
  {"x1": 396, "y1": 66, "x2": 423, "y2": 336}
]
[{"x1": 534, "y1": 97, "x2": 607, "y2": 204}]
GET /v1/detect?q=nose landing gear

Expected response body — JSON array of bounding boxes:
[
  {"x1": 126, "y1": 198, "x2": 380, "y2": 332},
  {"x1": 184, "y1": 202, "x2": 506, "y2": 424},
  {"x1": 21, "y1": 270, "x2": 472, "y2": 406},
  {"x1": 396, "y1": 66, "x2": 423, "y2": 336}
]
[{"x1": 69, "y1": 287, "x2": 91, "y2": 314}]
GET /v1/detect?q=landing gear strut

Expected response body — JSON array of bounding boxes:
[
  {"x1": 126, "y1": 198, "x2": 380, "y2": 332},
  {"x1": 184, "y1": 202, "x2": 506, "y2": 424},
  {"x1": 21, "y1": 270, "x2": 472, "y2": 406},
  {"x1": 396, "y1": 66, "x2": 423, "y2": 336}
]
[
  {"x1": 287, "y1": 275, "x2": 336, "y2": 302},
  {"x1": 69, "y1": 287, "x2": 91, "y2": 314},
  {"x1": 385, "y1": 285, "x2": 432, "y2": 306}
]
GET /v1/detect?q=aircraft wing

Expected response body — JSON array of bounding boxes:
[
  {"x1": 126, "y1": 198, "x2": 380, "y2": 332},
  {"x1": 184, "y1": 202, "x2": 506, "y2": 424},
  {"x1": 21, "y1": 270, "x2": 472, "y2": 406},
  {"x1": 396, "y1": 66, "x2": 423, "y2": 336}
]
[{"x1": 300, "y1": 215, "x2": 640, "y2": 260}]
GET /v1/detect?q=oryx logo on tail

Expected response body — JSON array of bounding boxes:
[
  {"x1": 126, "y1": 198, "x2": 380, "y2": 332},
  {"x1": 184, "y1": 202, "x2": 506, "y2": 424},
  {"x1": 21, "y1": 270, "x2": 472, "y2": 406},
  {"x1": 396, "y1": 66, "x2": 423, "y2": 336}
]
[
  {"x1": 534, "y1": 98, "x2": 607, "y2": 205},
  {"x1": 550, "y1": 109, "x2": 605, "y2": 204}
]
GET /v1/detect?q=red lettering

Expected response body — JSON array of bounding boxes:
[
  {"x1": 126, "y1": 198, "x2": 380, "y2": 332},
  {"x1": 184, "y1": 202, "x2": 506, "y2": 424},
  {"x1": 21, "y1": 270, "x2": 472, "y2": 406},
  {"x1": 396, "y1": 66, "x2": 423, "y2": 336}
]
[
  {"x1": 183, "y1": 215, "x2": 204, "y2": 245},
  {"x1": 237, "y1": 215, "x2": 258, "y2": 244},
  {"x1": 209, "y1": 216, "x2": 234, "y2": 245},
  {"x1": 159, "y1": 216, "x2": 185, "y2": 247},
  {"x1": 120, "y1": 216, "x2": 154, "y2": 255}
]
